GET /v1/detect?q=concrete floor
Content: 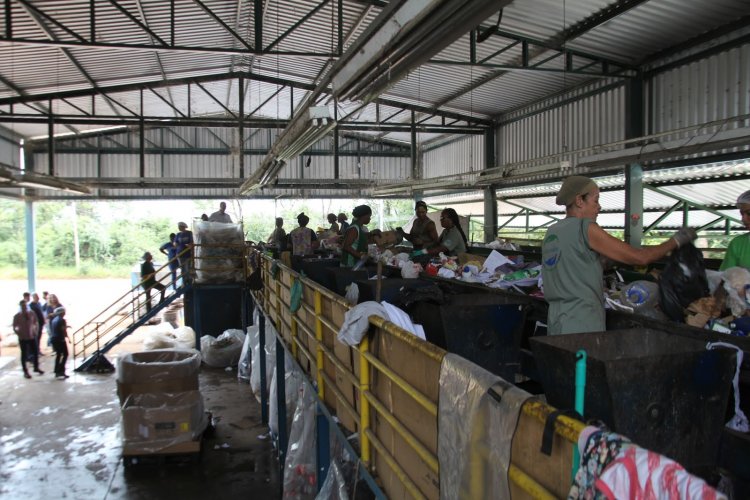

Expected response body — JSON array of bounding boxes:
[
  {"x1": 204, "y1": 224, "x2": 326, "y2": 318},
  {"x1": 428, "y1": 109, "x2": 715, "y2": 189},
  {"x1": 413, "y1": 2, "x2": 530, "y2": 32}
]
[{"x1": 0, "y1": 349, "x2": 281, "y2": 499}]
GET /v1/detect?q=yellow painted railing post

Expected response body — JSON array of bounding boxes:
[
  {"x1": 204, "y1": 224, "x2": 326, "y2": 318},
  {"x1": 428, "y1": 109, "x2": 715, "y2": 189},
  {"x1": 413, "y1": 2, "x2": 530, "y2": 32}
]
[
  {"x1": 290, "y1": 281, "x2": 298, "y2": 359},
  {"x1": 314, "y1": 289, "x2": 324, "y2": 400},
  {"x1": 275, "y1": 277, "x2": 282, "y2": 327},
  {"x1": 359, "y1": 335, "x2": 371, "y2": 466}
]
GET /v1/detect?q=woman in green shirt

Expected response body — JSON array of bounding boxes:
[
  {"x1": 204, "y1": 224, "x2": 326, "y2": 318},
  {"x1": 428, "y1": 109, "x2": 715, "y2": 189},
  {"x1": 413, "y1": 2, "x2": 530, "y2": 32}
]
[
  {"x1": 411, "y1": 208, "x2": 468, "y2": 257},
  {"x1": 720, "y1": 190, "x2": 750, "y2": 270},
  {"x1": 341, "y1": 205, "x2": 380, "y2": 268},
  {"x1": 542, "y1": 176, "x2": 697, "y2": 335}
]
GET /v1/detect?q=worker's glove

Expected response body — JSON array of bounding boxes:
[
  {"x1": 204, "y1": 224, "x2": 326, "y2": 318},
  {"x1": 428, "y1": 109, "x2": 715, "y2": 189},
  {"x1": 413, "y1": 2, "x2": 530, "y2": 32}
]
[
  {"x1": 672, "y1": 227, "x2": 697, "y2": 247},
  {"x1": 410, "y1": 249, "x2": 427, "y2": 258},
  {"x1": 395, "y1": 227, "x2": 405, "y2": 234}
]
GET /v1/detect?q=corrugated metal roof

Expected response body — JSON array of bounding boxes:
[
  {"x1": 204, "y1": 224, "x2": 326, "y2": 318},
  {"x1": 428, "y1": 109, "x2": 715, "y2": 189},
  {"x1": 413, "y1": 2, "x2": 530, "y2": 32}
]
[{"x1": 1, "y1": 0, "x2": 749, "y2": 201}]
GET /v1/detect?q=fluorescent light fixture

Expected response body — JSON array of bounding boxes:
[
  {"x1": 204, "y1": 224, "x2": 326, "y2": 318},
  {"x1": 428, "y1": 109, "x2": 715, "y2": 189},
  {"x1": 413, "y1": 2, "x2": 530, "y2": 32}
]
[
  {"x1": 477, "y1": 161, "x2": 571, "y2": 185},
  {"x1": 240, "y1": 106, "x2": 335, "y2": 194},
  {"x1": 0, "y1": 165, "x2": 91, "y2": 194},
  {"x1": 276, "y1": 107, "x2": 336, "y2": 161},
  {"x1": 372, "y1": 172, "x2": 479, "y2": 196},
  {"x1": 332, "y1": 0, "x2": 510, "y2": 103},
  {"x1": 577, "y1": 128, "x2": 750, "y2": 169},
  {"x1": 258, "y1": 159, "x2": 286, "y2": 185}
]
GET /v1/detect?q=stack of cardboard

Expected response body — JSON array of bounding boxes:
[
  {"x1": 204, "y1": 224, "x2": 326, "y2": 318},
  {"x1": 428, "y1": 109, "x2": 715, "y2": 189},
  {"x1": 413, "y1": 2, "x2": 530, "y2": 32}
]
[{"x1": 117, "y1": 349, "x2": 207, "y2": 456}]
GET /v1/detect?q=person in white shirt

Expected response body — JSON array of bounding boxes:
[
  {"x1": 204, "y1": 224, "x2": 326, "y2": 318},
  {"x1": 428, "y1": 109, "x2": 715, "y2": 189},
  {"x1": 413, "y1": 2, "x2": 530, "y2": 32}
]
[{"x1": 208, "y1": 202, "x2": 232, "y2": 223}]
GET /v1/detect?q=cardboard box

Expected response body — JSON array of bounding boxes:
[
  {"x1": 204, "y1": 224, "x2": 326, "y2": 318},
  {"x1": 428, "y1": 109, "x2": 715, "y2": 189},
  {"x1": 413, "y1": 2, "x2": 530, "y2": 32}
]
[{"x1": 121, "y1": 390, "x2": 207, "y2": 454}]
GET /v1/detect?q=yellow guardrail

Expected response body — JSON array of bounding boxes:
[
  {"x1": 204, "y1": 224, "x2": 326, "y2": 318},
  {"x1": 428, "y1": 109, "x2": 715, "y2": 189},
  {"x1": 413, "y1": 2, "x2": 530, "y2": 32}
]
[{"x1": 253, "y1": 252, "x2": 584, "y2": 499}]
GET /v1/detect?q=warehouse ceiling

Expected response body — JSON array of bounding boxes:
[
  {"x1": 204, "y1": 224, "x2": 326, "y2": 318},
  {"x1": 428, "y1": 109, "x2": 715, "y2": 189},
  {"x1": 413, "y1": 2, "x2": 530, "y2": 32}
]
[{"x1": 0, "y1": 0, "x2": 749, "y2": 200}]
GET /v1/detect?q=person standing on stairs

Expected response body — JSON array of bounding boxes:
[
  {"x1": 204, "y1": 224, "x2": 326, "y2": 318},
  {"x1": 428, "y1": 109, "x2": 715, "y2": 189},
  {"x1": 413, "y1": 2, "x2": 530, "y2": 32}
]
[
  {"x1": 159, "y1": 233, "x2": 179, "y2": 289},
  {"x1": 175, "y1": 221, "x2": 194, "y2": 283},
  {"x1": 13, "y1": 300, "x2": 43, "y2": 379},
  {"x1": 141, "y1": 252, "x2": 166, "y2": 314}
]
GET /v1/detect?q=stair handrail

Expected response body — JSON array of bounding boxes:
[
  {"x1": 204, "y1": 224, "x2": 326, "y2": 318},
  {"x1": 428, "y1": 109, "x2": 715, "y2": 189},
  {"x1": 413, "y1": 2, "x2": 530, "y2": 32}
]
[{"x1": 71, "y1": 249, "x2": 189, "y2": 358}]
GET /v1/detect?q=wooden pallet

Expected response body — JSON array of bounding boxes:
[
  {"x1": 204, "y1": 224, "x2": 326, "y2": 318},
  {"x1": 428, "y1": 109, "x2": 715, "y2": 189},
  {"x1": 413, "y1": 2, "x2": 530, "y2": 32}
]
[{"x1": 122, "y1": 437, "x2": 202, "y2": 467}]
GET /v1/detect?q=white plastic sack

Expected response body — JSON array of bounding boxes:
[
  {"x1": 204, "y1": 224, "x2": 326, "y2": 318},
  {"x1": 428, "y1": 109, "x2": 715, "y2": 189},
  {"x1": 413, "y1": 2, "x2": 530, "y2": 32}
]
[
  {"x1": 283, "y1": 382, "x2": 318, "y2": 499},
  {"x1": 315, "y1": 461, "x2": 349, "y2": 500},
  {"x1": 173, "y1": 326, "x2": 196, "y2": 349},
  {"x1": 238, "y1": 324, "x2": 256, "y2": 383},
  {"x1": 143, "y1": 331, "x2": 178, "y2": 350},
  {"x1": 250, "y1": 320, "x2": 277, "y2": 402},
  {"x1": 269, "y1": 351, "x2": 305, "y2": 435},
  {"x1": 401, "y1": 262, "x2": 422, "y2": 279},
  {"x1": 344, "y1": 283, "x2": 359, "y2": 305},
  {"x1": 200, "y1": 329, "x2": 246, "y2": 368}
]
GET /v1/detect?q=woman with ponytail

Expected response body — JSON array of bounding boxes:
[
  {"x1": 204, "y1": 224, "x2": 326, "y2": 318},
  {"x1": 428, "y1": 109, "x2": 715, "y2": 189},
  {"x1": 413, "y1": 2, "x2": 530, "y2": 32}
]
[{"x1": 410, "y1": 207, "x2": 467, "y2": 257}]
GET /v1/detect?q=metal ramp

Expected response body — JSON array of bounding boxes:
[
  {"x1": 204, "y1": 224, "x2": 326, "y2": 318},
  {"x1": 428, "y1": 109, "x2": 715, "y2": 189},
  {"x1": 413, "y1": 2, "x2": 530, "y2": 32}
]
[{"x1": 73, "y1": 259, "x2": 189, "y2": 372}]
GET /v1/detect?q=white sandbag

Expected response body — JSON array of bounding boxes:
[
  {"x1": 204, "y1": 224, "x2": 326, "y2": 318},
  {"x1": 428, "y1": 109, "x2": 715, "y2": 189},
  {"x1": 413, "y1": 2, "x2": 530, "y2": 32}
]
[
  {"x1": 173, "y1": 326, "x2": 196, "y2": 349},
  {"x1": 143, "y1": 330, "x2": 178, "y2": 350},
  {"x1": 200, "y1": 329, "x2": 246, "y2": 368}
]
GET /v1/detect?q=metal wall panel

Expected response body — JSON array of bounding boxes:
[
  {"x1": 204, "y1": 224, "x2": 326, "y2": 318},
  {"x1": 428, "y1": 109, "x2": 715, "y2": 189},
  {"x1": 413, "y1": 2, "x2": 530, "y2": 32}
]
[
  {"x1": 648, "y1": 43, "x2": 750, "y2": 139},
  {"x1": 0, "y1": 131, "x2": 20, "y2": 168},
  {"x1": 424, "y1": 136, "x2": 486, "y2": 177},
  {"x1": 497, "y1": 84, "x2": 625, "y2": 169}
]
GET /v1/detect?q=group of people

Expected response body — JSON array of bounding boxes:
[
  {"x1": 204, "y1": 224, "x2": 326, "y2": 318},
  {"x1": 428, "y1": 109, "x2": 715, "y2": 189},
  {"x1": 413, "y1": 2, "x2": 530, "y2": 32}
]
[
  {"x1": 12, "y1": 291, "x2": 69, "y2": 380},
  {"x1": 263, "y1": 202, "x2": 469, "y2": 269},
  {"x1": 266, "y1": 212, "x2": 351, "y2": 253},
  {"x1": 141, "y1": 202, "x2": 235, "y2": 312}
]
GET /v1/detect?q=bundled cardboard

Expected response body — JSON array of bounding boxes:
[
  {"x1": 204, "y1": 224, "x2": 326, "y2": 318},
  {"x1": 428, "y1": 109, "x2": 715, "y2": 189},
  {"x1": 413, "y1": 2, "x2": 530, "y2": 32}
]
[{"x1": 121, "y1": 390, "x2": 207, "y2": 454}]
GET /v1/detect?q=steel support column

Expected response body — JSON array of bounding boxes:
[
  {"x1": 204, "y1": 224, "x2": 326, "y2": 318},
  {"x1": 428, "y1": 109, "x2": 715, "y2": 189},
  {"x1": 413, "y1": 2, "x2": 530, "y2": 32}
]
[
  {"x1": 624, "y1": 74, "x2": 644, "y2": 246},
  {"x1": 483, "y1": 128, "x2": 497, "y2": 242},
  {"x1": 25, "y1": 200, "x2": 37, "y2": 293},
  {"x1": 258, "y1": 312, "x2": 268, "y2": 424}
]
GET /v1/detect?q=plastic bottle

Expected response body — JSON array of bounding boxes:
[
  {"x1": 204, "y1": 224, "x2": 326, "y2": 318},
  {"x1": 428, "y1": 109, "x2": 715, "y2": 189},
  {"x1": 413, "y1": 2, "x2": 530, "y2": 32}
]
[{"x1": 352, "y1": 256, "x2": 368, "y2": 271}]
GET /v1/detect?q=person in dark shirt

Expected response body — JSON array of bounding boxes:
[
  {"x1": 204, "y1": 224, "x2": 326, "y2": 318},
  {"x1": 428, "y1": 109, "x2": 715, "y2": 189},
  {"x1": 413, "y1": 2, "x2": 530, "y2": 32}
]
[
  {"x1": 174, "y1": 221, "x2": 194, "y2": 282},
  {"x1": 140, "y1": 252, "x2": 166, "y2": 313},
  {"x1": 13, "y1": 300, "x2": 42, "y2": 378},
  {"x1": 49, "y1": 307, "x2": 69, "y2": 379},
  {"x1": 29, "y1": 292, "x2": 46, "y2": 354},
  {"x1": 159, "y1": 233, "x2": 179, "y2": 288}
]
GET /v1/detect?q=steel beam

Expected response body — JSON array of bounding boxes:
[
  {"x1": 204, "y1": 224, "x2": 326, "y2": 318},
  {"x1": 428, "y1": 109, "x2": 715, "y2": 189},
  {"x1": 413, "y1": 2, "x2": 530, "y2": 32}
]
[{"x1": 624, "y1": 74, "x2": 644, "y2": 246}]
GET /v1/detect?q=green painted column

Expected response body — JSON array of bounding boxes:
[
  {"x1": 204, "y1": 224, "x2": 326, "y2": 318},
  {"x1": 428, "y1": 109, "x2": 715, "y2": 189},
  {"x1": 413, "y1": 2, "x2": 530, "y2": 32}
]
[
  {"x1": 624, "y1": 73, "x2": 644, "y2": 247},
  {"x1": 625, "y1": 164, "x2": 644, "y2": 247},
  {"x1": 483, "y1": 128, "x2": 498, "y2": 242}
]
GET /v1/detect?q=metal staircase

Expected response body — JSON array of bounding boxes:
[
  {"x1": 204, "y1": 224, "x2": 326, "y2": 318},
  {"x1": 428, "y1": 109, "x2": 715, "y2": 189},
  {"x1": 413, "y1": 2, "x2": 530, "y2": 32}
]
[{"x1": 73, "y1": 258, "x2": 189, "y2": 372}]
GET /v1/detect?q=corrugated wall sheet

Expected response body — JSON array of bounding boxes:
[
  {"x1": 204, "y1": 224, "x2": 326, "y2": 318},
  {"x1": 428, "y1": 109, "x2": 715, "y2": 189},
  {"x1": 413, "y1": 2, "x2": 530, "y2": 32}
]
[
  {"x1": 497, "y1": 83, "x2": 626, "y2": 170},
  {"x1": 423, "y1": 135, "x2": 486, "y2": 177},
  {"x1": 648, "y1": 42, "x2": 750, "y2": 138},
  {"x1": 0, "y1": 132, "x2": 20, "y2": 168}
]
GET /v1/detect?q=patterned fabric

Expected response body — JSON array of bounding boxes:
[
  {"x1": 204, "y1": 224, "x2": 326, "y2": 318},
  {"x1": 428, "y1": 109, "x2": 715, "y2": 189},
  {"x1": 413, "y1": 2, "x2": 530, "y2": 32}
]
[
  {"x1": 569, "y1": 427, "x2": 726, "y2": 500},
  {"x1": 596, "y1": 446, "x2": 724, "y2": 500},
  {"x1": 290, "y1": 226, "x2": 315, "y2": 256},
  {"x1": 569, "y1": 428, "x2": 629, "y2": 500}
]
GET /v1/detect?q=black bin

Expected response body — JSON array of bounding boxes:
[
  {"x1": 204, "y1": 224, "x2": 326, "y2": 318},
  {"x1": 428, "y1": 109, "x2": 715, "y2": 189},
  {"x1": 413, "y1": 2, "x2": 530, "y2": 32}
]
[
  {"x1": 411, "y1": 294, "x2": 525, "y2": 382},
  {"x1": 355, "y1": 278, "x2": 434, "y2": 304},
  {"x1": 299, "y1": 258, "x2": 340, "y2": 290},
  {"x1": 326, "y1": 267, "x2": 370, "y2": 296},
  {"x1": 530, "y1": 328, "x2": 735, "y2": 469}
]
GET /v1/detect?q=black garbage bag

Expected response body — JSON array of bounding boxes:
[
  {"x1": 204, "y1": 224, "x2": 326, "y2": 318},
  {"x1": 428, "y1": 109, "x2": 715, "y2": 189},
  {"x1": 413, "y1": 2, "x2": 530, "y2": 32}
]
[
  {"x1": 658, "y1": 243, "x2": 709, "y2": 322},
  {"x1": 391, "y1": 282, "x2": 445, "y2": 311}
]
